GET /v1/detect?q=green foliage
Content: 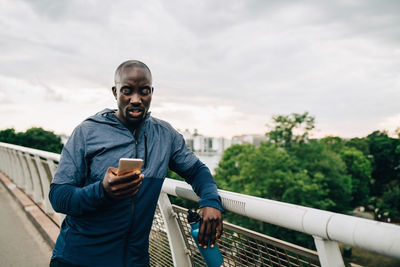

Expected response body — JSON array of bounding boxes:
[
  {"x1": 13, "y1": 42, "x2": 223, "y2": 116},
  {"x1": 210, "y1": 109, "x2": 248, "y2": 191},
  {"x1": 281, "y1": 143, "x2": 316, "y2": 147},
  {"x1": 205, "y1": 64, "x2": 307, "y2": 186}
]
[
  {"x1": 0, "y1": 127, "x2": 63, "y2": 153},
  {"x1": 0, "y1": 128, "x2": 20, "y2": 144},
  {"x1": 213, "y1": 113, "x2": 399, "y2": 249},
  {"x1": 282, "y1": 171, "x2": 334, "y2": 211},
  {"x1": 214, "y1": 144, "x2": 255, "y2": 192},
  {"x1": 340, "y1": 147, "x2": 372, "y2": 207},
  {"x1": 380, "y1": 184, "x2": 400, "y2": 218},
  {"x1": 267, "y1": 112, "x2": 315, "y2": 150},
  {"x1": 367, "y1": 131, "x2": 400, "y2": 196},
  {"x1": 292, "y1": 140, "x2": 352, "y2": 212},
  {"x1": 217, "y1": 142, "x2": 295, "y2": 199},
  {"x1": 321, "y1": 136, "x2": 345, "y2": 153},
  {"x1": 345, "y1": 137, "x2": 370, "y2": 156},
  {"x1": 214, "y1": 140, "x2": 353, "y2": 247}
]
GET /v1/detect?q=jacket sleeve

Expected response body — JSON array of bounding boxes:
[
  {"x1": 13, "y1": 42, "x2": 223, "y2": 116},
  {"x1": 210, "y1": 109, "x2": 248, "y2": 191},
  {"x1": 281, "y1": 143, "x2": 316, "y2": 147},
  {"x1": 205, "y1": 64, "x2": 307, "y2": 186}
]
[
  {"x1": 169, "y1": 132, "x2": 223, "y2": 211},
  {"x1": 49, "y1": 124, "x2": 112, "y2": 216}
]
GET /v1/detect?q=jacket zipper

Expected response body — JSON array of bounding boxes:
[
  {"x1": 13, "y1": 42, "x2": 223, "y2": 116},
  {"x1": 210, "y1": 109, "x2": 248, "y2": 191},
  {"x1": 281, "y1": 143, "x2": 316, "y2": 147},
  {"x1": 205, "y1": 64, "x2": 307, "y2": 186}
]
[
  {"x1": 124, "y1": 127, "x2": 146, "y2": 266},
  {"x1": 144, "y1": 132, "x2": 148, "y2": 169},
  {"x1": 123, "y1": 128, "x2": 139, "y2": 267}
]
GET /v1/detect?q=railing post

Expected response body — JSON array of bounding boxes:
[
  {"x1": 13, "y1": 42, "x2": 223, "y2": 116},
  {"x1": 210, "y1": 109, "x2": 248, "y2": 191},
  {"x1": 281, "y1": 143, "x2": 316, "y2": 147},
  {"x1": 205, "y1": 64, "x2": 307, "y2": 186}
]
[
  {"x1": 19, "y1": 152, "x2": 33, "y2": 195},
  {"x1": 46, "y1": 159, "x2": 58, "y2": 178},
  {"x1": 3, "y1": 147, "x2": 12, "y2": 178},
  {"x1": 13, "y1": 149, "x2": 25, "y2": 188},
  {"x1": 34, "y1": 155, "x2": 54, "y2": 213},
  {"x1": 313, "y1": 236, "x2": 344, "y2": 267},
  {"x1": 157, "y1": 192, "x2": 192, "y2": 267},
  {"x1": 24, "y1": 153, "x2": 43, "y2": 202}
]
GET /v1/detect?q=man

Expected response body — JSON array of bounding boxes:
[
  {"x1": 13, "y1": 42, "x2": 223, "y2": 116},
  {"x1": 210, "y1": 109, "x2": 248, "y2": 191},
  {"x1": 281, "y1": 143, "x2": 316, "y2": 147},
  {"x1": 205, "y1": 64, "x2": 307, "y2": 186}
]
[{"x1": 49, "y1": 60, "x2": 223, "y2": 266}]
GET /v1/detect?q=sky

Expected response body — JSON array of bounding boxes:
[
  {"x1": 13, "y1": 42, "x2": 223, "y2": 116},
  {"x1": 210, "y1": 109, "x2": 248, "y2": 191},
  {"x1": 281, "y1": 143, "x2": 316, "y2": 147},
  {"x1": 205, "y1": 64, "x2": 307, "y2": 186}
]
[{"x1": 0, "y1": 0, "x2": 399, "y2": 139}]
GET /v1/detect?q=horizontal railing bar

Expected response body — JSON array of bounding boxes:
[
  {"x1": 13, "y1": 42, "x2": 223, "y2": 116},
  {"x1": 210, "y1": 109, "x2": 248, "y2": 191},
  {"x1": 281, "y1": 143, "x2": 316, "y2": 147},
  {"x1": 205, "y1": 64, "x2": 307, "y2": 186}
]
[
  {"x1": 163, "y1": 178, "x2": 400, "y2": 260},
  {"x1": 0, "y1": 142, "x2": 60, "y2": 162}
]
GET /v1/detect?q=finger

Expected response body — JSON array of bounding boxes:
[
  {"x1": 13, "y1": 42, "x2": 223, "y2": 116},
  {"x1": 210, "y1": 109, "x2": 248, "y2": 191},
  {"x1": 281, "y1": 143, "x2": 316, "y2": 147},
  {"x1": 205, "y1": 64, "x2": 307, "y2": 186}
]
[
  {"x1": 105, "y1": 167, "x2": 117, "y2": 183},
  {"x1": 202, "y1": 220, "x2": 212, "y2": 249},
  {"x1": 198, "y1": 218, "x2": 206, "y2": 247},
  {"x1": 115, "y1": 187, "x2": 140, "y2": 199},
  {"x1": 109, "y1": 167, "x2": 118, "y2": 175},
  {"x1": 112, "y1": 178, "x2": 143, "y2": 194},
  {"x1": 216, "y1": 219, "x2": 223, "y2": 239},
  {"x1": 111, "y1": 171, "x2": 141, "y2": 184},
  {"x1": 114, "y1": 181, "x2": 141, "y2": 197},
  {"x1": 210, "y1": 220, "x2": 217, "y2": 247}
]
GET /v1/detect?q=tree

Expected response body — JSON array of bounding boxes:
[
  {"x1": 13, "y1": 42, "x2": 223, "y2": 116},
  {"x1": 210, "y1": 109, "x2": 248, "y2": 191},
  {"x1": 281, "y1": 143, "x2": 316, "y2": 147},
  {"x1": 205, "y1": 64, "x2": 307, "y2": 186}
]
[
  {"x1": 234, "y1": 142, "x2": 295, "y2": 199},
  {"x1": 292, "y1": 140, "x2": 353, "y2": 212},
  {"x1": 345, "y1": 137, "x2": 370, "y2": 156},
  {"x1": 395, "y1": 127, "x2": 400, "y2": 139},
  {"x1": 214, "y1": 144, "x2": 255, "y2": 192},
  {"x1": 340, "y1": 147, "x2": 372, "y2": 207},
  {"x1": 321, "y1": 136, "x2": 345, "y2": 153},
  {"x1": 0, "y1": 128, "x2": 20, "y2": 144},
  {"x1": 380, "y1": 184, "x2": 400, "y2": 218},
  {"x1": 267, "y1": 112, "x2": 315, "y2": 150},
  {"x1": 367, "y1": 131, "x2": 400, "y2": 196},
  {"x1": 0, "y1": 127, "x2": 63, "y2": 153}
]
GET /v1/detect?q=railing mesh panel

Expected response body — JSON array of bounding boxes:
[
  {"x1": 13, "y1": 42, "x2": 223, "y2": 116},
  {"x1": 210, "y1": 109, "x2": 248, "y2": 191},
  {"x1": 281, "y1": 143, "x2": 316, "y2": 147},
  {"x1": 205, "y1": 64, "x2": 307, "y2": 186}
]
[
  {"x1": 149, "y1": 205, "x2": 174, "y2": 267},
  {"x1": 171, "y1": 205, "x2": 321, "y2": 267}
]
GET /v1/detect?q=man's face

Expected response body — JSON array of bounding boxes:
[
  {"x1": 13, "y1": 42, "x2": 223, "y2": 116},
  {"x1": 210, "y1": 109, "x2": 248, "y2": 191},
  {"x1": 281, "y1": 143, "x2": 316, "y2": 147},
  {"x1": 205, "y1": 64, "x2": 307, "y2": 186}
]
[{"x1": 112, "y1": 66, "x2": 153, "y2": 128}]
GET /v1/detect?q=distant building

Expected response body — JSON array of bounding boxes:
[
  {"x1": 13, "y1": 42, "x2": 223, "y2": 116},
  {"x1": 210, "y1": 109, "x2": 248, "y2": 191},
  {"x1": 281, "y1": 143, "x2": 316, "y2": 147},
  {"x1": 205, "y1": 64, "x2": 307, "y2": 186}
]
[
  {"x1": 179, "y1": 129, "x2": 231, "y2": 154},
  {"x1": 231, "y1": 134, "x2": 267, "y2": 146},
  {"x1": 179, "y1": 130, "x2": 265, "y2": 154}
]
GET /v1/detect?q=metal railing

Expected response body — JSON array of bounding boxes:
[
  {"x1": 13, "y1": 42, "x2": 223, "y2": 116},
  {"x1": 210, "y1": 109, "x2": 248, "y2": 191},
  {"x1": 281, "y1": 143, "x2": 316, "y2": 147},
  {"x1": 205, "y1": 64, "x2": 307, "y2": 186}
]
[{"x1": 1, "y1": 142, "x2": 400, "y2": 267}]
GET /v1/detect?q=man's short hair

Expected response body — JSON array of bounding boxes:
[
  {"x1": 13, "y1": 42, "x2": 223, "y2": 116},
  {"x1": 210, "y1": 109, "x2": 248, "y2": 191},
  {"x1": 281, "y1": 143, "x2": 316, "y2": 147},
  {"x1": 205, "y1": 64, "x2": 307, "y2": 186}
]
[{"x1": 114, "y1": 60, "x2": 152, "y2": 84}]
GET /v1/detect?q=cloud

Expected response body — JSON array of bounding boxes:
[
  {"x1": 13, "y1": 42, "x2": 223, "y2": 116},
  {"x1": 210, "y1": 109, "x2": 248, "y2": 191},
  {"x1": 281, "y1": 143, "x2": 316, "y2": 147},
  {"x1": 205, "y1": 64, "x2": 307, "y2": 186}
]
[
  {"x1": 30, "y1": 79, "x2": 65, "y2": 102},
  {"x1": 0, "y1": 90, "x2": 13, "y2": 104},
  {"x1": 0, "y1": 0, "x2": 399, "y2": 138},
  {"x1": 378, "y1": 113, "x2": 400, "y2": 135}
]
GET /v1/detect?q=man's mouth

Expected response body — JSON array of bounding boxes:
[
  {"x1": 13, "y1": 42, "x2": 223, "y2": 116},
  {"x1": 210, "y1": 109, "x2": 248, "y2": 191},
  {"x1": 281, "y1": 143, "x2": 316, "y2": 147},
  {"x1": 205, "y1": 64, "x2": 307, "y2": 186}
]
[{"x1": 128, "y1": 108, "x2": 144, "y2": 118}]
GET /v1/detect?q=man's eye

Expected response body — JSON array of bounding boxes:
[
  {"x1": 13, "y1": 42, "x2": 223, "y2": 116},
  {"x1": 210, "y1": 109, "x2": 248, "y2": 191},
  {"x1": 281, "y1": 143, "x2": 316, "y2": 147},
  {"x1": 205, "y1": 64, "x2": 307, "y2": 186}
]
[
  {"x1": 121, "y1": 88, "x2": 131, "y2": 95},
  {"x1": 141, "y1": 88, "x2": 151, "y2": 95}
]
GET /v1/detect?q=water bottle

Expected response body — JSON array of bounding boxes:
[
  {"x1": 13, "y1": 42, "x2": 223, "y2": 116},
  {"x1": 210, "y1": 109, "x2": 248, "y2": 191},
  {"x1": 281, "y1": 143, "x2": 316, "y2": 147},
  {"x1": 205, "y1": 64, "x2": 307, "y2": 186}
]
[{"x1": 187, "y1": 209, "x2": 224, "y2": 267}]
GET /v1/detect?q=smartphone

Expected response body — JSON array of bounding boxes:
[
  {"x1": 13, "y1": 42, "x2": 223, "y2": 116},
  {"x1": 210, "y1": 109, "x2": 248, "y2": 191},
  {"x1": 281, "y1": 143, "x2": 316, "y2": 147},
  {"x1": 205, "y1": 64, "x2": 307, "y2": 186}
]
[{"x1": 117, "y1": 158, "x2": 143, "y2": 176}]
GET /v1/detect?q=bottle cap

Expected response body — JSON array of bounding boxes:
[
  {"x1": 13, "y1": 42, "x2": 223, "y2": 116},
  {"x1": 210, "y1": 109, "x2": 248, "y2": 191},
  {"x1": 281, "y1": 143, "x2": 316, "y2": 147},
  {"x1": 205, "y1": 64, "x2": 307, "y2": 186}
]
[{"x1": 187, "y1": 209, "x2": 201, "y2": 224}]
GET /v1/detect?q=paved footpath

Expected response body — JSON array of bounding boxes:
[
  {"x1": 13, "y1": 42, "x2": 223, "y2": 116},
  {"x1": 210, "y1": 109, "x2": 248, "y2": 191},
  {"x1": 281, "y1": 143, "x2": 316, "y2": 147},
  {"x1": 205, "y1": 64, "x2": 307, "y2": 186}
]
[{"x1": 0, "y1": 182, "x2": 52, "y2": 267}]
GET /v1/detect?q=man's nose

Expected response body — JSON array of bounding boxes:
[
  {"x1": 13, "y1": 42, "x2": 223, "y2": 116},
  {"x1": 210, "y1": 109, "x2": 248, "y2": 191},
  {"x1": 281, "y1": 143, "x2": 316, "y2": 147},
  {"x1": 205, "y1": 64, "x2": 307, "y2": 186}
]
[{"x1": 129, "y1": 93, "x2": 142, "y2": 104}]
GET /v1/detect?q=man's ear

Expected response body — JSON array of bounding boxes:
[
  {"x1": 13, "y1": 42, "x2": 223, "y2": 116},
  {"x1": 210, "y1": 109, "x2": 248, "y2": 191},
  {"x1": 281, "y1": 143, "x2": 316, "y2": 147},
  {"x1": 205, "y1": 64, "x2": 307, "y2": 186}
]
[{"x1": 112, "y1": 86, "x2": 117, "y2": 99}]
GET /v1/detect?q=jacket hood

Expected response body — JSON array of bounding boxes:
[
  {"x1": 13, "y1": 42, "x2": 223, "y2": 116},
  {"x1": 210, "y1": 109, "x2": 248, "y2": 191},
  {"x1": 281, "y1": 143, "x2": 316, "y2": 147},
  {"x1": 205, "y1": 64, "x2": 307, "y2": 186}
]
[{"x1": 86, "y1": 109, "x2": 120, "y2": 126}]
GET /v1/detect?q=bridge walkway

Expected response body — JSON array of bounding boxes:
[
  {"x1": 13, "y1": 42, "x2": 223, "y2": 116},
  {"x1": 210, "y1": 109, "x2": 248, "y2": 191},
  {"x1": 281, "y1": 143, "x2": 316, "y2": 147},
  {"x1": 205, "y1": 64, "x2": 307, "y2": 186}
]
[{"x1": 0, "y1": 181, "x2": 52, "y2": 266}]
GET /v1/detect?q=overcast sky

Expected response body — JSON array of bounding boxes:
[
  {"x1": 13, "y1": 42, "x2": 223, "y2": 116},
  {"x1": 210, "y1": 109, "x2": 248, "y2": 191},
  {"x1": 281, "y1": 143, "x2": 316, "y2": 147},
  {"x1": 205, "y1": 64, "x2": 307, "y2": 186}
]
[{"x1": 0, "y1": 0, "x2": 399, "y2": 138}]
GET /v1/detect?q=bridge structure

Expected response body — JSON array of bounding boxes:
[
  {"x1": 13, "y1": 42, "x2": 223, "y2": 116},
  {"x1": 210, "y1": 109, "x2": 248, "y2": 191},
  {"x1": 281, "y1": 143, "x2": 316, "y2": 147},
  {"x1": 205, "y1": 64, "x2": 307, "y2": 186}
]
[{"x1": 0, "y1": 141, "x2": 399, "y2": 267}]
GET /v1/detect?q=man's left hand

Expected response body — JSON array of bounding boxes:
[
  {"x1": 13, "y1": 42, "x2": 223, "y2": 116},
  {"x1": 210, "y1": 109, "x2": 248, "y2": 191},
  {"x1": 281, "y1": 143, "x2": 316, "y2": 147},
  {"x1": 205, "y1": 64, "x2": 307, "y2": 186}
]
[{"x1": 197, "y1": 207, "x2": 223, "y2": 249}]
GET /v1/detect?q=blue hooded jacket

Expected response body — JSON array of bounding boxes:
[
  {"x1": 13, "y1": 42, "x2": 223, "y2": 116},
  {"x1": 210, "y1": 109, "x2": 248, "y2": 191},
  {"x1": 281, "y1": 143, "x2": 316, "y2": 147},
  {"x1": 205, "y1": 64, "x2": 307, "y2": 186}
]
[{"x1": 49, "y1": 109, "x2": 222, "y2": 266}]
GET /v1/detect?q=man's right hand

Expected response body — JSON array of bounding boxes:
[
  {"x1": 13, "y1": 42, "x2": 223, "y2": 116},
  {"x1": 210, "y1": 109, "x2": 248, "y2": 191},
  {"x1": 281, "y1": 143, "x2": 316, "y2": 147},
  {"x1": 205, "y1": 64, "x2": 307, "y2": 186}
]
[{"x1": 102, "y1": 167, "x2": 144, "y2": 200}]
